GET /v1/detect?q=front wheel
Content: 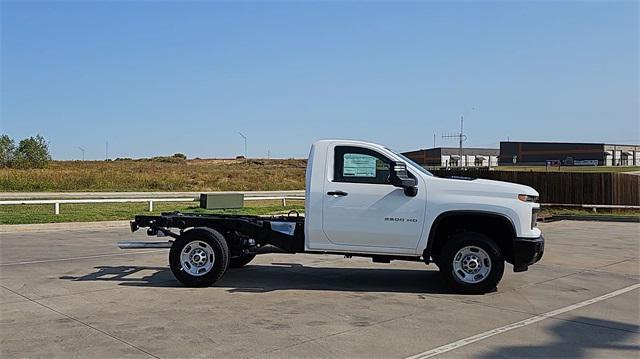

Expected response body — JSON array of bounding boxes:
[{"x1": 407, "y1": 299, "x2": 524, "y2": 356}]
[
  {"x1": 169, "y1": 227, "x2": 230, "y2": 287},
  {"x1": 438, "y1": 232, "x2": 504, "y2": 294}
]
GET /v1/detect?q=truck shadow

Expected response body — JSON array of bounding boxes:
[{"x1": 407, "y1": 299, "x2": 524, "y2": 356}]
[
  {"x1": 477, "y1": 316, "x2": 639, "y2": 358},
  {"x1": 60, "y1": 262, "x2": 462, "y2": 294},
  {"x1": 60, "y1": 265, "x2": 176, "y2": 287},
  {"x1": 221, "y1": 263, "x2": 458, "y2": 294}
]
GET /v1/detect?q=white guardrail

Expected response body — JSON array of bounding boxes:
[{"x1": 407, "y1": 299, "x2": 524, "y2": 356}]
[
  {"x1": 0, "y1": 192, "x2": 636, "y2": 215},
  {"x1": 0, "y1": 191, "x2": 305, "y2": 215}
]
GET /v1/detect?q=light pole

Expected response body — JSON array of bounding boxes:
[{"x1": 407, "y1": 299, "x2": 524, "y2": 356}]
[
  {"x1": 238, "y1": 132, "x2": 247, "y2": 161},
  {"x1": 78, "y1": 147, "x2": 85, "y2": 161}
]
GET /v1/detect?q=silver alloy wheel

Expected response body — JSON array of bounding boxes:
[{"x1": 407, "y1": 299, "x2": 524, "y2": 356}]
[
  {"x1": 452, "y1": 245, "x2": 492, "y2": 284},
  {"x1": 180, "y1": 240, "x2": 215, "y2": 276}
]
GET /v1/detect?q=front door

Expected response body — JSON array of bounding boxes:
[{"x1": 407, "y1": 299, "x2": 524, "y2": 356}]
[{"x1": 322, "y1": 146, "x2": 426, "y2": 250}]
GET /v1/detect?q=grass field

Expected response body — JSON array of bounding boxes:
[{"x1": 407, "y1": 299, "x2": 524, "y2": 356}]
[
  {"x1": 2, "y1": 158, "x2": 638, "y2": 224},
  {"x1": 0, "y1": 158, "x2": 306, "y2": 192},
  {"x1": 0, "y1": 199, "x2": 305, "y2": 225}
]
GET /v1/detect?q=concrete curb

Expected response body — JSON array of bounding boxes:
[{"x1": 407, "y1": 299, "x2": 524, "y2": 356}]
[
  {"x1": 541, "y1": 215, "x2": 640, "y2": 223},
  {"x1": 0, "y1": 220, "x2": 130, "y2": 233}
]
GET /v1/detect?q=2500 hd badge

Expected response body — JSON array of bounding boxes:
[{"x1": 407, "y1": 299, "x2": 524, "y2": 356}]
[{"x1": 384, "y1": 217, "x2": 418, "y2": 222}]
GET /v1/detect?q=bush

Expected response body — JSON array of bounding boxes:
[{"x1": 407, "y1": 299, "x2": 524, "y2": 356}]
[
  {"x1": 0, "y1": 135, "x2": 15, "y2": 167},
  {"x1": 145, "y1": 154, "x2": 187, "y2": 163},
  {"x1": 11, "y1": 135, "x2": 52, "y2": 169}
]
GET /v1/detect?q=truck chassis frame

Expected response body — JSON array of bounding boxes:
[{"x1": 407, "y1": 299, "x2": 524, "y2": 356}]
[{"x1": 126, "y1": 211, "x2": 306, "y2": 256}]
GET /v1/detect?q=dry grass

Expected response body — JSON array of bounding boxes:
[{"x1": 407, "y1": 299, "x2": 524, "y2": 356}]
[{"x1": 0, "y1": 158, "x2": 306, "y2": 192}]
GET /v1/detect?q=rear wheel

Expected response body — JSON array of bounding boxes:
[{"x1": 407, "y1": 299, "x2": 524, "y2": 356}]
[
  {"x1": 229, "y1": 253, "x2": 256, "y2": 268},
  {"x1": 438, "y1": 232, "x2": 504, "y2": 294},
  {"x1": 169, "y1": 227, "x2": 229, "y2": 287}
]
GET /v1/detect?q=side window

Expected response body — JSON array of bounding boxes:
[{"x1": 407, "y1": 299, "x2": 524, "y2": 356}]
[{"x1": 334, "y1": 146, "x2": 391, "y2": 184}]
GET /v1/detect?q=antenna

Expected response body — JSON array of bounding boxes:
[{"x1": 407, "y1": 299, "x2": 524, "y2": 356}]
[
  {"x1": 78, "y1": 147, "x2": 85, "y2": 161},
  {"x1": 442, "y1": 116, "x2": 468, "y2": 166}
]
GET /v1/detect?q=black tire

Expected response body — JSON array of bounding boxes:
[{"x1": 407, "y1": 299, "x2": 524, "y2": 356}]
[
  {"x1": 438, "y1": 232, "x2": 504, "y2": 294},
  {"x1": 229, "y1": 253, "x2": 256, "y2": 268},
  {"x1": 169, "y1": 227, "x2": 229, "y2": 287}
]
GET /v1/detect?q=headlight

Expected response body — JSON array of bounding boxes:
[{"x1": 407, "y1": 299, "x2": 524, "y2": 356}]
[{"x1": 518, "y1": 194, "x2": 538, "y2": 202}]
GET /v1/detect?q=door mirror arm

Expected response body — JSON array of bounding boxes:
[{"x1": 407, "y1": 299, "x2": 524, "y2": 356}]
[
  {"x1": 403, "y1": 186, "x2": 418, "y2": 197},
  {"x1": 389, "y1": 161, "x2": 418, "y2": 197}
]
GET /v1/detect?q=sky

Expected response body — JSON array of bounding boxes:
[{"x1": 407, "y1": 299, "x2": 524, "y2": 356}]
[{"x1": 1, "y1": 1, "x2": 638, "y2": 160}]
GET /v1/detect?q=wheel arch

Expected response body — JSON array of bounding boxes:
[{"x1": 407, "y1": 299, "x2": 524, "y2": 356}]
[{"x1": 423, "y1": 210, "x2": 517, "y2": 264}]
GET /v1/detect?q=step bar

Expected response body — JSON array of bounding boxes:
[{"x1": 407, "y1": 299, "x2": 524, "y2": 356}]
[{"x1": 118, "y1": 240, "x2": 174, "y2": 249}]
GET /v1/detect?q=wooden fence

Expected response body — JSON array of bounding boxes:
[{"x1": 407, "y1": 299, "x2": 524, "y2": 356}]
[{"x1": 429, "y1": 169, "x2": 640, "y2": 205}]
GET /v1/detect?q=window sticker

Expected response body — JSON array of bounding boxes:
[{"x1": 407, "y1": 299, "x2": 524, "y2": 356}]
[{"x1": 343, "y1": 153, "x2": 376, "y2": 177}]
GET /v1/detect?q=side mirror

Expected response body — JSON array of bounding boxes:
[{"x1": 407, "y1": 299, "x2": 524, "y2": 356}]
[{"x1": 390, "y1": 161, "x2": 418, "y2": 196}]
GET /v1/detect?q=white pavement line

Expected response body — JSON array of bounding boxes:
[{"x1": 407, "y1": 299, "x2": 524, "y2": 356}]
[
  {"x1": 405, "y1": 283, "x2": 640, "y2": 359},
  {"x1": 0, "y1": 250, "x2": 166, "y2": 266}
]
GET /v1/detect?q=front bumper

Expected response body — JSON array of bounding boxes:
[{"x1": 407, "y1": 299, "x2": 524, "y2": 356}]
[{"x1": 511, "y1": 234, "x2": 545, "y2": 272}]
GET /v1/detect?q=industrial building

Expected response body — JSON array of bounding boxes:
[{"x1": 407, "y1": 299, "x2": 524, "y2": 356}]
[
  {"x1": 402, "y1": 147, "x2": 499, "y2": 168},
  {"x1": 499, "y1": 142, "x2": 640, "y2": 166}
]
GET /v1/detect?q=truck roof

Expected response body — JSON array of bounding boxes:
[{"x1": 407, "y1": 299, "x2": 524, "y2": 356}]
[{"x1": 313, "y1": 139, "x2": 386, "y2": 149}]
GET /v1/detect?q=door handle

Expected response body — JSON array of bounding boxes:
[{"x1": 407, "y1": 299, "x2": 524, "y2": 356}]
[{"x1": 327, "y1": 190, "x2": 348, "y2": 196}]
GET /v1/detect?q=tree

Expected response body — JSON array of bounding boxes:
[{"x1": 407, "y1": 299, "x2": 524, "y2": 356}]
[
  {"x1": 13, "y1": 134, "x2": 51, "y2": 169},
  {"x1": 0, "y1": 134, "x2": 15, "y2": 167}
]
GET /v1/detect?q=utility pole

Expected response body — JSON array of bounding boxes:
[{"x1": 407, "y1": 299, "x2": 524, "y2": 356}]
[
  {"x1": 459, "y1": 116, "x2": 464, "y2": 161},
  {"x1": 78, "y1": 147, "x2": 85, "y2": 161},
  {"x1": 433, "y1": 133, "x2": 436, "y2": 148},
  {"x1": 105, "y1": 141, "x2": 109, "y2": 160},
  {"x1": 238, "y1": 132, "x2": 247, "y2": 162},
  {"x1": 442, "y1": 116, "x2": 467, "y2": 167}
]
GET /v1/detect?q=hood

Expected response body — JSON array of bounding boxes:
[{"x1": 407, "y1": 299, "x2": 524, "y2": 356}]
[{"x1": 435, "y1": 176, "x2": 539, "y2": 199}]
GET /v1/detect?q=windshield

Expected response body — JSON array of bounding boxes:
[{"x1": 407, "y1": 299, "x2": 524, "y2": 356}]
[{"x1": 388, "y1": 148, "x2": 434, "y2": 177}]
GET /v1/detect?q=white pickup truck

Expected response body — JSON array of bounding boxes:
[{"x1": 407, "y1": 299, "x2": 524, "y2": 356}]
[{"x1": 123, "y1": 139, "x2": 544, "y2": 294}]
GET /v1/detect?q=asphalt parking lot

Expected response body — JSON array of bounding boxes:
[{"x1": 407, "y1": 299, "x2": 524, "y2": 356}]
[{"x1": 1, "y1": 221, "x2": 638, "y2": 358}]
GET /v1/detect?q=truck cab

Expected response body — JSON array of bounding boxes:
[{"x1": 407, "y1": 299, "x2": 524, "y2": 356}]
[
  {"x1": 126, "y1": 139, "x2": 544, "y2": 294},
  {"x1": 304, "y1": 140, "x2": 543, "y2": 292}
]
